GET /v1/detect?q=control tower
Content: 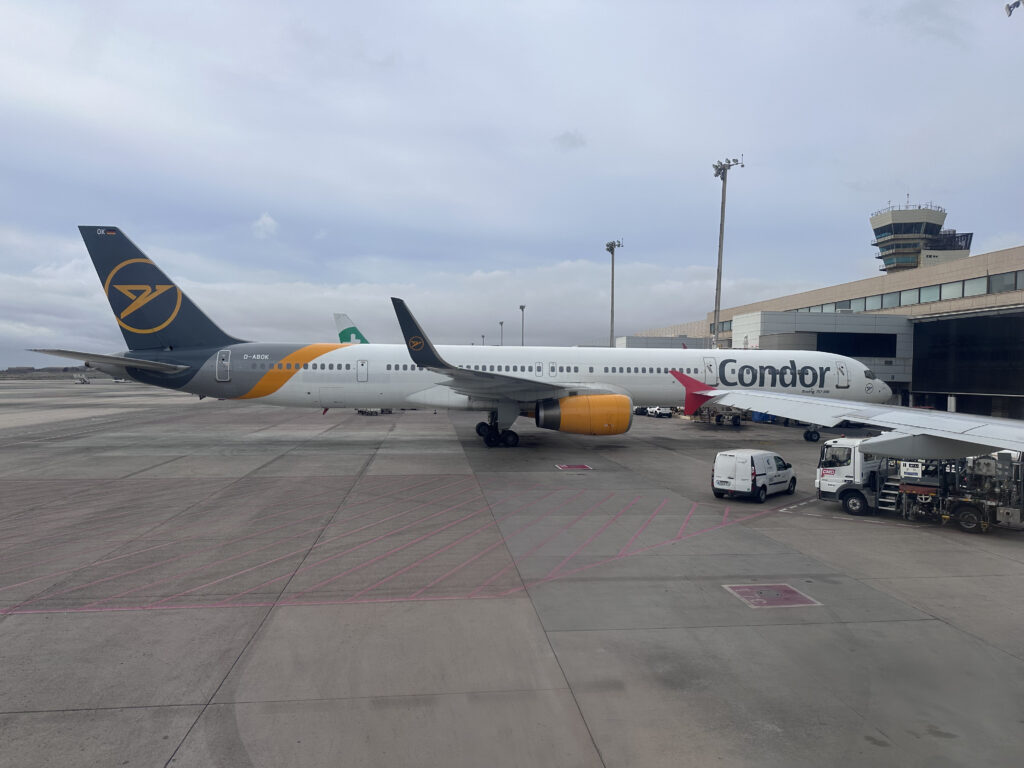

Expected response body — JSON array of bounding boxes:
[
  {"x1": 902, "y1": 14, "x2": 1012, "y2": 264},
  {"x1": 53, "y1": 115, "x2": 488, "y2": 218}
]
[{"x1": 870, "y1": 202, "x2": 972, "y2": 272}]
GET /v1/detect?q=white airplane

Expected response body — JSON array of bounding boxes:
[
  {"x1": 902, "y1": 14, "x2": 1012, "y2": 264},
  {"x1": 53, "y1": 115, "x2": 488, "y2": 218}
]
[
  {"x1": 33, "y1": 226, "x2": 891, "y2": 447},
  {"x1": 672, "y1": 370, "x2": 1024, "y2": 459}
]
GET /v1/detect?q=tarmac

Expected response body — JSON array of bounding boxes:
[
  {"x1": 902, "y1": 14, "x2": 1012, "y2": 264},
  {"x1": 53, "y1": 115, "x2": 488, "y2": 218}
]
[{"x1": 1, "y1": 379, "x2": 1023, "y2": 768}]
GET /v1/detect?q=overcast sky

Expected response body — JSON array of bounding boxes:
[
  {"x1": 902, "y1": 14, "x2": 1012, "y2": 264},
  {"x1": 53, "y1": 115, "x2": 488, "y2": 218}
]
[{"x1": 1, "y1": 1, "x2": 1022, "y2": 367}]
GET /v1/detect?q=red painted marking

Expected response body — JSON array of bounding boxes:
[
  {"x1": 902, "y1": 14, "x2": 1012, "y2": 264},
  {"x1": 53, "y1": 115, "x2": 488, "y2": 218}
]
[
  {"x1": 618, "y1": 500, "x2": 668, "y2": 556},
  {"x1": 208, "y1": 493, "x2": 485, "y2": 605},
  {"x1": 723, "y1": 583, "x2": 821, "y2": 608},
  {"x1": 2, "y1": 477, "x2": 478, "y2": 613},
  {"x1": 289, "y1": 506, "x2": 488, "y2": 599},
  {"x1": 407, "y1": 490, "x2": 561, "y2": 599},
  {"x1": 469, "y1": 492, "x2": 614, "y2": 596},
  {"x1": 544, "y1": 496, "x2": 641, "y2": 579},
  {"x1": 674, "y1": 502, "x2": 699, "y2": 540}
]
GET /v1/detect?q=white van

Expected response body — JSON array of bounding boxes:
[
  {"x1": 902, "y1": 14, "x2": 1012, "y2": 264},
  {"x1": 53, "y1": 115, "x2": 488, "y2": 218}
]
[{"x1": 713, "y1": 449, "x2": 795, "y2": 503}]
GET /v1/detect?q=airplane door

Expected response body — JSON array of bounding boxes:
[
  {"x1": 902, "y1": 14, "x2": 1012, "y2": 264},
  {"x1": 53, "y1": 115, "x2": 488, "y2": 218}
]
[
  {"x1": 835, "y1": 360, "x2": 850, "y2": 389},
  {"x1": 702, "y1": 357, "x2": 718, "y2": 386},
  {"x1": 357, "y1": 360, "x2": 368, "y2": 382},
  {"x1": 215, "y1": 350, "x2": 231, "y2": 382},
  {"x1": 534, "y1": 362, "x2": 543, "y2": 378}
]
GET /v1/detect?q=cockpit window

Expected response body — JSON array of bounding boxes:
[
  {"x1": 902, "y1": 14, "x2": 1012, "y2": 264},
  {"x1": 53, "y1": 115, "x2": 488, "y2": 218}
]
[{"x1": 863, "y1": 369, "x2": 876, "y2": 380}]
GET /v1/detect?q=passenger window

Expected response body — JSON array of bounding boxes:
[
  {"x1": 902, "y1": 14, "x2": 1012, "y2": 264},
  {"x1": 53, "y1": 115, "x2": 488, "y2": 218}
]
[
  {"x1": 259, "y1": 363, "x2": 265, "y2": 370},
  {"x1": 574, "y1": 366, "x2": 579, "y2": 373},
  {"x1": 345, "y1": 364, "x2": 351, "y2": 370},
  {"x1": 604, "y1": 367, "x2": 609, "y2": 373},
  {"x1": 589, "y1": 366, "x2": 594, "y2": 373},
  {"x1": 286, "y1": 363, "x2": 292, "y2": 370}
]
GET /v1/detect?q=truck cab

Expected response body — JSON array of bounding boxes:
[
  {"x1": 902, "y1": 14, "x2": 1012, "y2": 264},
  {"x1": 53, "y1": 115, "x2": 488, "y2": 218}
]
[{"x1": 815, "y1": 437, "x2": 882, "y2": 514}]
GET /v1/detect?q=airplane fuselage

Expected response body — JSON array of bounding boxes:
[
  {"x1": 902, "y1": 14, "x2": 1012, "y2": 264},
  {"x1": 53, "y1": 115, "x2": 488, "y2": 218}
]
[{"x1": 112, "y1": 342, "x2": 889, "y2": 413}]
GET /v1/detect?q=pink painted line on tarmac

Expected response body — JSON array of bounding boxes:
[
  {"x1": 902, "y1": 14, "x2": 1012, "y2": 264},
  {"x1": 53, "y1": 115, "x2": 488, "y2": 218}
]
[
  {"x1": 0, "y1": 502, "x2": 344, "y2": 614},
  {"x1": 674, "y1": 502, "x2": 699, "y2": 540},
  {"x1": 289, "y1": 505, "x2": 488, "y2": 600},
  {"x1": 130, "y1": 484, "x2": 480, "y2": 608},
  {"x1": 410, "y1": 490, "x2": 563, "y2": 599},
  {"x1": 216, "y1": 494, "x2": 484, "y2": 605},
  {"x1": 79, "y1": 521, "x2": 332, "y2": 610},
  {"x1": 468, "y1": 491, "x2": 613, "y2": 597},
  {"x1": 145, "y1": 487, "x2": 488, "y2": 608},
  {"x1": 543, "y1": 495, "x2": 641, "y2": 579},
  {"x1": 352, "y1": 489, "x2": 554, "y2": 602},
  {"x1": 618, "y1": 500, "x2": 668, "y2": 556},
  {"x1": 0, "y1": 482, "x2": 350, "y2": 582},
  {"x1": 500, "y1": 505, "x2": 781, "y2": 596},
  {"x1": 345, "y1": 513, "x2": 500, "y2": 602}
]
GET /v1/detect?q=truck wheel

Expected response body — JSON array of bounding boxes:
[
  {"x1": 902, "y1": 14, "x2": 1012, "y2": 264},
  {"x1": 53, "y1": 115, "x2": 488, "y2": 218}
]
[
  {"x1": 841, "y1": 491, "x2": 868, "y2": 516},
  {"x1": 786, "y1": 477, "x2": 796, "y2": 495},
  {"x1": 731, "y1": 415, "x2": 741, "y2": 427},
  {"x1": 955, "y1": 505, "x2": 983, "y2": 534},
  {"x1": 715, "y1": 414, "x2": 724, "y2": 425},
  {"x1": 755, "y1": 485, "x2": 767, "y2": 504},
  {"x1": 712, "y1": 489, "x2": 725, "y2": 498}
]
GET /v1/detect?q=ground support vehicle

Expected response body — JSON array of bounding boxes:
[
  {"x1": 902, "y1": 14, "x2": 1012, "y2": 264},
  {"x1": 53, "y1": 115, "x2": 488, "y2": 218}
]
[
  {"x1": 713, "y1": 449, "x2": 796, "y2": 503},
  {"x1": 694, "y1": 403, "x2": 747, "y2": 427},
  {"x1": 815, "y1": 437, "x2": 1024, "y2": 533},
  {"x1": 646, "y1": 406, "x2": 673, "y2": 418}
]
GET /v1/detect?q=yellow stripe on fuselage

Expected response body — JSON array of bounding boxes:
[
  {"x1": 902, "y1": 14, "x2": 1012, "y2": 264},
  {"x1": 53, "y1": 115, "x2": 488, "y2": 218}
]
[{"x1": 238, "y1": 343, "x2": 351, "y2": 399}]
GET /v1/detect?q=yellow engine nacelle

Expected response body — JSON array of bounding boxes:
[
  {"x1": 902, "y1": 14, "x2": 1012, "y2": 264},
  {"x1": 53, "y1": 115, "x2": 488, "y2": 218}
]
[{"x1": 534, "y1": 394, "x2": 633, "y2": 436}]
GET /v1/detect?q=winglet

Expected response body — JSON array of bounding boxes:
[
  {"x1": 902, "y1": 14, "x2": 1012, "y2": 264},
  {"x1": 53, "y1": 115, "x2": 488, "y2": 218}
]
[
  {"x1": 669, "y1": 370, "x2": 718, "y2": 415},
  {"x1": 391, "y1": 298, "x2": 454, "y2": 369}
]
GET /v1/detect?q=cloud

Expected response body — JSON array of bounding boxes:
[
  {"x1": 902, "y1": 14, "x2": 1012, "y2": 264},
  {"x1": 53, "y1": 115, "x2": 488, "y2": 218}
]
[
  {"x1": 552, "y1": 130, "x2": 586, "y2": 152},
  {"x1": 251, "y1": 213, "x2": 278, "y2": 240}
]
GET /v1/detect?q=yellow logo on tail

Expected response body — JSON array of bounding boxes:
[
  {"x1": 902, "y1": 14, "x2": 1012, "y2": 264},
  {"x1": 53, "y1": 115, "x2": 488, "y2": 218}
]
[
  {"x1": 113, "y1": 284, "x2": 174, "y2": 319},
  {"x1": 104, "y1": 258, "x2": 182, "y2": 334}
]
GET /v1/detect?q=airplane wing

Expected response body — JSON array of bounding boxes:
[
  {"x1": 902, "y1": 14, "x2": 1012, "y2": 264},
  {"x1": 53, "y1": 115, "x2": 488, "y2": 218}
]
[
  {"x1": 390, "y1": 298, "x2": 608, "y2": 402},
  {"x1": 30, "y1": 349, "x2": 191, "y2": 374},
  {"x1": 670, "y1": 370, "x2": 1021, "y2": 459}
]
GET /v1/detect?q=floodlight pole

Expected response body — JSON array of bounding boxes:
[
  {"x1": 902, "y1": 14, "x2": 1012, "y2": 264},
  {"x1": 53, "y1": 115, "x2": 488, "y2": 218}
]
[
  {"x1": 606, "y1": 239, "x2": 623, "y2": 347},
  {"x1": 712, "y1": 156, "x2": 743, "y2": 349},
  {"x1": 499, "y1": 321, "x2": 504, "y2": 346},
  {"x1": 519, "y1": 305, "x2": 525, "y2": 345},
  {"x1": 481, "y1": 334, "x2": 485, "y2": 346}
]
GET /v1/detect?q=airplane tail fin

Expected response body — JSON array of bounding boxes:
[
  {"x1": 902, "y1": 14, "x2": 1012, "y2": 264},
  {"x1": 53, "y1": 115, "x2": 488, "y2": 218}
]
[
  {"x1": 669, "y1": 370, "x2": 718, "y2": 415},
  {"x1": 78, "y1": 226, "x2": 244, "y2": 351},
  {"x1": 334, "y1": 313, "x2": 369, "y2": 344}
]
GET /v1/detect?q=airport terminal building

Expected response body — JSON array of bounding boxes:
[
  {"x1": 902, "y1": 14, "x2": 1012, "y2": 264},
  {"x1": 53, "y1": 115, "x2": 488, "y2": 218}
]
[{"x1": 638, "y1": 204, "x2": 1024, "y2": 418}]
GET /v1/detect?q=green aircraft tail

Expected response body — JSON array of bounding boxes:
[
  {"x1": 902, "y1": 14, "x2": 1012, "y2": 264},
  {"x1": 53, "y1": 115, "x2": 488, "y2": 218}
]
[{"x1": 334, "y1": 313, "x2": 369, "y2": 344}]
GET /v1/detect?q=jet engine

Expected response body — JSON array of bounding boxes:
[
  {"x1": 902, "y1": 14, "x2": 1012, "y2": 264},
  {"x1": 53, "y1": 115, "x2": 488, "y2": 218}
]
[{"x1": 534, "y1": 394, "x2": 633, "y2": 435}]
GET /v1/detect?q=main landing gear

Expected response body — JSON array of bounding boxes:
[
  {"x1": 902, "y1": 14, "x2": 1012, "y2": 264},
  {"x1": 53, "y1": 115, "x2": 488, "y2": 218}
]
[
  {"x1": 475, "y1": 421, "x2": 519, "y2": 448},
  {"x1": 802, "y1": 428, "x2": 821, "y2": 442}
]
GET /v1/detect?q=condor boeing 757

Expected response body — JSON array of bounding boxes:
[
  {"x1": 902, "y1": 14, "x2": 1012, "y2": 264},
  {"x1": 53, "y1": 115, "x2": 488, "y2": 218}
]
[{"x1": 33, "y1": 227, "x2": 891, "y2": 447}]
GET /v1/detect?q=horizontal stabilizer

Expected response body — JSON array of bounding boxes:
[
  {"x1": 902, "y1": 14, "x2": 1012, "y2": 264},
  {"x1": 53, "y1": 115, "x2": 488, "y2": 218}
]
[{"x1": 30, "y1": 349, "x2": 190, "y2": 374}]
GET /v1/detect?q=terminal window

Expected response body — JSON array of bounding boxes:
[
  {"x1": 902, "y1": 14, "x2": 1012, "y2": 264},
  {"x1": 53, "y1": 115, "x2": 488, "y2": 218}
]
[{"x1": 817, "y1": 332, "x2": 897, "y2": 357}]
